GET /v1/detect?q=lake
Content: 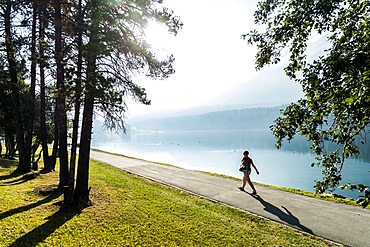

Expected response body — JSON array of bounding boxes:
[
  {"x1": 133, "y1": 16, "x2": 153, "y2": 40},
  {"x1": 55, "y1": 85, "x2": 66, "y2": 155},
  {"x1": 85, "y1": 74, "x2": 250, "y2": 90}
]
[{"x1": 91, "y1": 129, "x2": 369, "y2": 199}]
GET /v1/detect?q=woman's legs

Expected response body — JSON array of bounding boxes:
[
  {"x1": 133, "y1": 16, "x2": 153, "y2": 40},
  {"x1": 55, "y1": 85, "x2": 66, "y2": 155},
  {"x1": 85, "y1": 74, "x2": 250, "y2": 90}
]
[{"x1": 240, "y1": 171, "x2": 256, "y2": 193}]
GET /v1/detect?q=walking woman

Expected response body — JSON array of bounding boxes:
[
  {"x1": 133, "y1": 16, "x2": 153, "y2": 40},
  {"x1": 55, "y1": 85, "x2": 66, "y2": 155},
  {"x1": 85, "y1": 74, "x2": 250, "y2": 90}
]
[{"x1": 238, "y1": 150, "x2": 259, "y2": 194}]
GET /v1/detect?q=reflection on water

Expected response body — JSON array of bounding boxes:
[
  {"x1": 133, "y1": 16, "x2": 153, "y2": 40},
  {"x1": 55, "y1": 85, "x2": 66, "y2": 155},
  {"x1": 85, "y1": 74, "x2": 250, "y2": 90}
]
[{"x1": 92, "y1": 129, "x2": 369, "y2": 199}]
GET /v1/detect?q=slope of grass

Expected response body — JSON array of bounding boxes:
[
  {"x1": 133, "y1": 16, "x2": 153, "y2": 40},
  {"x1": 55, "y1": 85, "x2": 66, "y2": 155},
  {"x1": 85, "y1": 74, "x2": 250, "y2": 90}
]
[{"x1": 0, "y1": 157, "x2": 336, "y2": 246}]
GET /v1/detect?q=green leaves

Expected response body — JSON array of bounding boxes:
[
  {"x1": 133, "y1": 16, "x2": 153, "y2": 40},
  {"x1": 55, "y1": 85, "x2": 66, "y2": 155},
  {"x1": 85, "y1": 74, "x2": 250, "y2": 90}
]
[
  {"x1": 340, "y1": 183, "x2": 370, "y2": 208},
  {"x1": 250, "y1": 0, "x2": 370, "y2": 205},
  {"x1": 78, "y1": 0, "x2": 182, "y2": 132}
]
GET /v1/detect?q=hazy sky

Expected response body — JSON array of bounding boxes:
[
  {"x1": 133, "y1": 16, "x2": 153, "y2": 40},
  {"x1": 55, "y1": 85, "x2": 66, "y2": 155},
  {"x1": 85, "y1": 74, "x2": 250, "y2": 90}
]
[{"x1": 126, "y1": 0, "x2": 300, "y2": 118}]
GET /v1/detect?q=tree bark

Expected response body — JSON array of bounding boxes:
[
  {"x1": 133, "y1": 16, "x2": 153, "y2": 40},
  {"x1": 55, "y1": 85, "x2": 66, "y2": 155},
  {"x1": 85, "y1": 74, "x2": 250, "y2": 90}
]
[
  {"x1": 39, "y1": 2, "x2": 51, "y2": 172},
  {"x1": 5, "y1": 0, "x2": 29, "y2": 174},
  {"x1": 64, "y1": 0, "x2": 83, "y2": 207},
  {"x1": 73, "y1": 94, "x2": 94, "y2": 211},
  {"x1": 53, "y1": 0, "x2": 69, "y2": 187},
  {"x1": 25, "y1": 0, "x2": 38, "y2": 169},
  {"x1": 73, "y1": 1, "x2": 99, "y2": 211}
]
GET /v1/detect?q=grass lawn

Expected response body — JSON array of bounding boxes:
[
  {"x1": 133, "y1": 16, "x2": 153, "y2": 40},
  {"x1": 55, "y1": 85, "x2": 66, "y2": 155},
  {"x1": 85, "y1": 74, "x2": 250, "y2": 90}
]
[{"x1": 0, "y1": 156, "x2": 336, "y2": 246}]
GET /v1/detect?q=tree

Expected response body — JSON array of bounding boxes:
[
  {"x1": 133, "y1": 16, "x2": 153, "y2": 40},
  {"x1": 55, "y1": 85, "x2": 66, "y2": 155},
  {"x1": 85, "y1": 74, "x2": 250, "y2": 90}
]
[
  {"x1": 69, "y1": 0, "x2": 182, "y2": 211},
  {"x1": 0, "y1": 0, "x2": 181, "y2": 212},
  {"x1": 246, "y1": 0, "x2": 369, "y2": 207},
  {"x1": 4, "y1": 0, "x2": 29, "y2": 174},
  {"x1": 1, "y1": 0, "x2": 52, "y2": 173},
  {"x1": 0, "y1": 65, "x2": 15, "y2": 159},
  {"x1": 38, "y1": 0, "x2": 53, "y2": 173},
  {"x1": 64, "y1": 0, "x2": 84, "y2": 208},
  {"x1": 53, "y1": 0, "x2": 69, "y2": 189}
]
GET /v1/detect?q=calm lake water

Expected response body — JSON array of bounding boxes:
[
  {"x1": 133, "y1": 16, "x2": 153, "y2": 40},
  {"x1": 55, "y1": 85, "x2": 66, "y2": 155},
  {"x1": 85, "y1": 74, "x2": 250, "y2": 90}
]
[{"x1": 91, "y1": 129, "x2": 369, "y2": 199}]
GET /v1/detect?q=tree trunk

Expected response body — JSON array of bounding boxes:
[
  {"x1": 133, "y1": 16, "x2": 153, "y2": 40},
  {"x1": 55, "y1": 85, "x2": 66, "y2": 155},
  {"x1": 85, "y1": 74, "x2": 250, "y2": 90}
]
[
  {"x1": 73, "y1": 1, "x2": 99, "y2": 210},
  {"x1": 25, "y1": 1, "x2": 38, "y2": 168},
  {"x1": 64, "y1": 0, "x2": 83, "y2": 207},
  {"x1": 54, "y1": 0, "x2": 69, "y2": 188},
  {"x1": 50, "y1": 131, "x2": 58, "y2": 170},
  {"x1": 39, "y1": 2, "x2": 51, "y2": 172},
  {"x1": 4, "y1": 126, "x2": 15, "y2": 159},
  {"x1": 5, "y1": 0, "x2": 29, "y2": 174},
  {"x1": 3, "y1": 134, "x2": 14, "y2": 158},
  {"x1": 73, "y1": 95, "x2": 94, "y2": 211}
]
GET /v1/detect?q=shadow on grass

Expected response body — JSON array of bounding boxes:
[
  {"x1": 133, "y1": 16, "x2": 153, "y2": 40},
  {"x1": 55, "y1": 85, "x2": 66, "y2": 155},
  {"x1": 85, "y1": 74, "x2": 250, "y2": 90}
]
[
  {"x1": 1, "y1": 173, "x2": 42, "y2": 186},
  {"x1": 8, "y1": 210, "x2": 77, "y2": 247},
  {"x1": 251, "y1": 194, "x2": 313, "y2": 234},
  {"x1": 2, "y1": 176, "x2": 28, "y2": 185},
  {"x1": 0, "y1": 158, "x2": 19, "y2": 181},
  {"x1": 0, "y1": 189, "x2": 63, "y2": 221},
  {"x1": 0, "y1": 157, "x2": 18, "y2": 168},
  {"x1": 0, "y1": 173, "x2": 19, "y2": 182}
]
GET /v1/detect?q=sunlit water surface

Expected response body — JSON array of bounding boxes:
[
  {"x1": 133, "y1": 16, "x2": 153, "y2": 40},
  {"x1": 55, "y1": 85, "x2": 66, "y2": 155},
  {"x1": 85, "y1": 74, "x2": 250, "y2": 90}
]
[{"x1": 92, "y1": 129, "x2": 369, "y2": 199}]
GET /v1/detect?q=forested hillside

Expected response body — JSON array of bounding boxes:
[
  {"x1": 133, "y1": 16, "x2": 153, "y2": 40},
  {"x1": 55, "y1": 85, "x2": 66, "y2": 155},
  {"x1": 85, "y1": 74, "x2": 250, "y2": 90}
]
[{"x1": 130, "y1": 106, "x2": 285, "y2": 131}]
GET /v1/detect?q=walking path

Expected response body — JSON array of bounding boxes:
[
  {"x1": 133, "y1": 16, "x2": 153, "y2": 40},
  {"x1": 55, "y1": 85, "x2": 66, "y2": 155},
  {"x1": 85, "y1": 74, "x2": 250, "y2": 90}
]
[{"x1": 90, "y1": 150, "x2": 370, "y2": 247}]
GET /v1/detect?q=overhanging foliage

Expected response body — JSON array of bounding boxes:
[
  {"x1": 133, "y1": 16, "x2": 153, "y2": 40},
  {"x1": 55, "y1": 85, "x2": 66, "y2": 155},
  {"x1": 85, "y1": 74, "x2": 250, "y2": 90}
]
[{"x1": 246, "y1": 0, "x2": 370, "y2": 208}]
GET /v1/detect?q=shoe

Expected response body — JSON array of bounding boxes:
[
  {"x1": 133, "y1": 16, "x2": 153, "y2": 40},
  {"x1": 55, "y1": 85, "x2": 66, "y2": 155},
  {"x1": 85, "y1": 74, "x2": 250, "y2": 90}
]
[
  {"x1": 252, "y1": 191, "x2": 257, "y2": 195},
  {"x1": 238, "y1": 187, "x2": 245, "y2": 191}
]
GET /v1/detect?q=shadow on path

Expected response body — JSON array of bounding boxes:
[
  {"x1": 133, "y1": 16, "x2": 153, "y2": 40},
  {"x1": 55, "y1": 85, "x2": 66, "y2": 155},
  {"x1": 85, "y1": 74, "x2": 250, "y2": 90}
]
[
  {"x1": 8, "y1": 210, "x2": 77, "y2": 247},
  {"x1": 251, "y1": 193, "x2": 313, "y2": 234}
]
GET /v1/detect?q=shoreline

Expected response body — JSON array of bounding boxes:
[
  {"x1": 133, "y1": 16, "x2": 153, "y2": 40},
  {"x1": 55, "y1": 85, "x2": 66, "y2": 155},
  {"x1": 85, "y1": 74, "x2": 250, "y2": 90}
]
[
  {"x1": 91, "y1": 148, "x2": 362, "y2": 207},
  {"x1": 91, "y1": 128, "x2": 368, "y2": 201}
]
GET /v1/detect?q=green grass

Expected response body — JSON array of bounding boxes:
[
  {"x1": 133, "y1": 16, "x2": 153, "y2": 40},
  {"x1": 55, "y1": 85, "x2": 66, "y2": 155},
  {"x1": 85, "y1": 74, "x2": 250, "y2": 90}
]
[{"x1": 0, "y1": 155, "x2": 337, "y2": 247}]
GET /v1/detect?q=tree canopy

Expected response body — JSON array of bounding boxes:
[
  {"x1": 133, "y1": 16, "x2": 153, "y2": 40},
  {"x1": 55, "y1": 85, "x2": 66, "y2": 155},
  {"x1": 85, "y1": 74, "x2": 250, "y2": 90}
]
[
  {"x1": 0, "y1": 0, "x2": 182, "y2": 212},
  {"x1": 246, "y1": 0, "x2": 370, "y2": 207}
]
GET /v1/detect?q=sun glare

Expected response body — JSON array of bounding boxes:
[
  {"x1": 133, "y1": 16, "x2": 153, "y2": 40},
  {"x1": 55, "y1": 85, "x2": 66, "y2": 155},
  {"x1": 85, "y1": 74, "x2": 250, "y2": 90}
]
[{"x1": 145, "y1": 21, "x2": 173, "y2": 58}]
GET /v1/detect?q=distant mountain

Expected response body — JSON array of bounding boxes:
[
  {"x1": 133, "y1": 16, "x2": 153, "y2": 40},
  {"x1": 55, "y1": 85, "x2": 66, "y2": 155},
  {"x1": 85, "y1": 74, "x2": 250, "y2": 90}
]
[
  {"x1": 204, "y1": 33, "x2": 330, "y2": 108},
  {"x1": 207, "y1": 70, "x2": 303, "y2": 107},
  {"x1": 129, "y1": 105, "x2": 285, "y2": 131},
  {"x1": 127, "y1": 103, "x2": 280, "y2": 123}
]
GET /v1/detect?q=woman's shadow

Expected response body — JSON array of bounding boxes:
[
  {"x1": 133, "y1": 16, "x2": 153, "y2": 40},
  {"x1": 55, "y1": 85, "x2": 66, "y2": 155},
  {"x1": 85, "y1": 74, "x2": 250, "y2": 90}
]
[{"x1": 250, "y1": 193, "x2": 313, "y2": 234}]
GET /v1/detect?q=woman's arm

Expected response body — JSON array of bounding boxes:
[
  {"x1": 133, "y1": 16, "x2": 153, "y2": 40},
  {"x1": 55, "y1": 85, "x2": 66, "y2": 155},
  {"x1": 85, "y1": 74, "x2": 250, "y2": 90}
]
[{"x1": 251, "y1": 162, "x2": 259, "y2": 175}]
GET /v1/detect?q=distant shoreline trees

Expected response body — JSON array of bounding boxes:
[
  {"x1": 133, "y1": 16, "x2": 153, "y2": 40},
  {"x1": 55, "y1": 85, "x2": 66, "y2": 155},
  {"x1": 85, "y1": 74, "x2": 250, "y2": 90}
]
[
  {"x1": 0, "y1": 0, "x2": 181, "y2": 212},
  {"x1": 129, "y1": 106, "x2": 284, "y2": 131}
]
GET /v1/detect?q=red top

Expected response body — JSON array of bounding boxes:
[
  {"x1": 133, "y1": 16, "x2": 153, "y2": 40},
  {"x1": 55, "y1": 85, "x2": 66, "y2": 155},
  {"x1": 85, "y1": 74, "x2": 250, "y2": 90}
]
[
  {"x1": 242, "y1": 156, "x2": 252, "y2": 170},
  {"x1": 242, "y1": 156, "x2": 252, "y2": 165}
]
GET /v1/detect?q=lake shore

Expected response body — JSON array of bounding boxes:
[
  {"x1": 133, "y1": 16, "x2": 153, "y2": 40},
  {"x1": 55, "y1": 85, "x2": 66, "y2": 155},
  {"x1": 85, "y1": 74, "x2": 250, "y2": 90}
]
[
  {"x1": 92, "y1": 148, "x2": 361, "y2": 207},
  {"x1": 91, "y1": 129, "x2": 369, "y2": 200}
]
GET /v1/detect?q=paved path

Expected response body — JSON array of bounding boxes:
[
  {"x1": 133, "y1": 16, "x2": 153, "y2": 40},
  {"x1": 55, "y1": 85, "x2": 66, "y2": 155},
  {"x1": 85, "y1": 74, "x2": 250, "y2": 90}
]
[{"x1": 90, "y1": 150, "x2": 370, "y2": 247}]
